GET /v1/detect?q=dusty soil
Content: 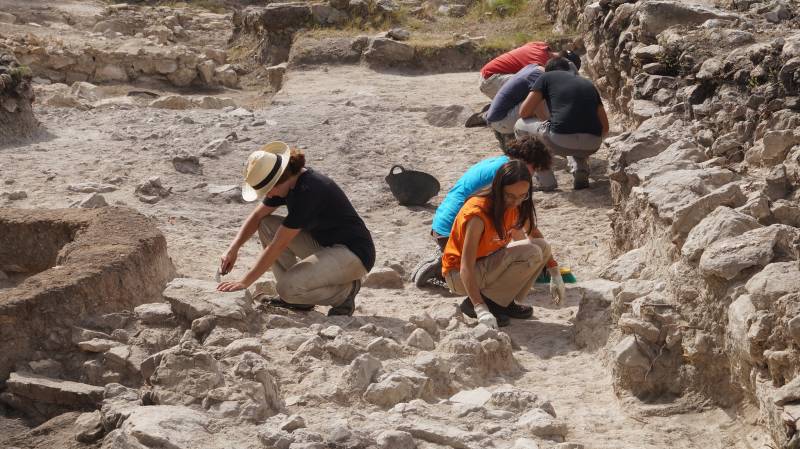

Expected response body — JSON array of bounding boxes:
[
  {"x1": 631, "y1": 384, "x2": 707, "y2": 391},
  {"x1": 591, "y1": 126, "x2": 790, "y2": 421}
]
[{"x1": 0, "y1": 63, "x2": 773, "y2": 447}]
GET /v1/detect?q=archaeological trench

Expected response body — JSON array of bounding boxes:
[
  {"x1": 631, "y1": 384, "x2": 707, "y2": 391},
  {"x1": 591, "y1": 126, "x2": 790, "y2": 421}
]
[{"x1": 1, "y1": 0, "x2": 800, "y2": 448}]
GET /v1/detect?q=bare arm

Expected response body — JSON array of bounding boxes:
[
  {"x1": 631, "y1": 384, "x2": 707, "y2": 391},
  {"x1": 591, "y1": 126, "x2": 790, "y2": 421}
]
[
  {"x1": 219, "y1": 203, "x2": 275, "y2": 274},
  {"x1": 459, "y1": 217, "x2": 486, "y2": 306},
  {"x1": 519, "y1": 90, "x2": 544, "y2": 119},
  {"x1": 218, "y1": 224, "x2": 300, "y2": 291},
  {"x1": 598, "y1": 104, "x2": 609, "y2": 138}
]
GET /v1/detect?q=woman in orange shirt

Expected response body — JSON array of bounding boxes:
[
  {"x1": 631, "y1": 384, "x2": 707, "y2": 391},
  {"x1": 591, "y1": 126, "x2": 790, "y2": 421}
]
[{"x1": 442, "y1": 160, "x2": 552, "y2": 328}]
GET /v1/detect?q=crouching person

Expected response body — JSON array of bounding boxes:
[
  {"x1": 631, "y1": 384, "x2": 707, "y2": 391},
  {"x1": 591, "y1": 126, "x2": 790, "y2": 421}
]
[
  {"x1": 442, "y1": 160, "x2": 553, "y2": 329},
  {"x1": 217, "y1": 142, "x2": 375, "y2": 317}
]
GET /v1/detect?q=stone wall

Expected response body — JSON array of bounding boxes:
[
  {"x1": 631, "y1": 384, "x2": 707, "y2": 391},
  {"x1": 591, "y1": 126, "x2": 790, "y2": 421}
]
[
  {"x1": 0, "y1": 49, "x2": 38, "y2": 144},
  {"x1": 553, "y1": 0, "x2": 800, "y2": 445},
  {"x1": 0, "y1": 208, "x2": 175, "y2": 385}
]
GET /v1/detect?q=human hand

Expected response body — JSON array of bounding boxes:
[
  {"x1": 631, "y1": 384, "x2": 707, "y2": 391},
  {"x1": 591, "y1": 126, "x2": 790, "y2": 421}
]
[
  {"x1": 217, "y1": 280, "x2": 248, "y2": 292},
  {"x1": 548, "y1": 266, "x2": 565, "y2": 305},
  {"x1": 474, "y1": 303, "x2": 498, "y2": 329},
  {"x1": 219, "y1": 249, "x2": 238, "y2": 276}
]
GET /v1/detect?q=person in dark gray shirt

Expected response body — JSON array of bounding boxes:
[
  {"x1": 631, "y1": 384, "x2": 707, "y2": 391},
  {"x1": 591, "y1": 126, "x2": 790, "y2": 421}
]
[{"x1": 515, "y1": 56, "x2": 609, "y2": 190}]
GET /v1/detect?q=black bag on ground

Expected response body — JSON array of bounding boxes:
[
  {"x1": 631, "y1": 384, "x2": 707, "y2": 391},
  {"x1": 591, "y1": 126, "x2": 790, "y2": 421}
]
[{"x1": 385, "y1": 165, "x2": 440, "y2": 206}]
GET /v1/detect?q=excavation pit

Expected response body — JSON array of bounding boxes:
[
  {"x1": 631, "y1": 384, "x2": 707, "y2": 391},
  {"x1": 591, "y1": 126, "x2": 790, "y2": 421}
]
[{"x1": 0, "y1": 208, "x2": 175, "y2": 384}]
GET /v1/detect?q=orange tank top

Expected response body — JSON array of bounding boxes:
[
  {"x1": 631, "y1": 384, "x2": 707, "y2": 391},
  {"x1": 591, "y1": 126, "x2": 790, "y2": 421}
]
[{"x1": 442, "y1": 196, "x2": 520, "y2": 275}]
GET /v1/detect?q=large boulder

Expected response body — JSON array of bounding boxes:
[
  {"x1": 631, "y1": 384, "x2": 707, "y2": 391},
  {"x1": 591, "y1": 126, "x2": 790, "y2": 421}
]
[
  {"x1": 699, "y1": 225, "x2": 800, "y2": 280},
  {"x1": 364, "y1": 38, "x2": 415, "y2": 68},
  {"x1": 103, "y1": 405, "x2": 212, "y2": 448},
  {"x1": 681, "y1": 206, "x2": 762, "y2": 261},
  {"x1": 163, "y1": 278, "x2": 253, "y2": 322},
  {"x1": 636, "y1": 1, "x2": 739, "y2": 38}
]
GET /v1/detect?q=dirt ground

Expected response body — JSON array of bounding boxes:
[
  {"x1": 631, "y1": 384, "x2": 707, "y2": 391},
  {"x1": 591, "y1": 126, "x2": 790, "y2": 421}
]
[{"x1": 0, "y1": 62, "x2": 775, "y2": 448}]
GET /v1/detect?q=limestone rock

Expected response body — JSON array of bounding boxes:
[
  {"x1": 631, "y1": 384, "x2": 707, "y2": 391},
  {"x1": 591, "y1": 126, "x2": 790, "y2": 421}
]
[
  {"x1": 363, "y1": 369, "x2": 430, "y2": 407},
  {"x1": 367, "y1": 336, "x2": 405, "y2": 359},
  {"x1": 364, "y1": 38, "x2": 415, "y2": 67},
  {"x1": 682, "y1": 206, "x2": 762, "y2": 261},
  {"x1": 149, "y1": 95, "x2": 195, "y2": 110},
  {"x1": 376, "y1": 430, "x2": 416, "y2": 449},
  {"x1": 78, "y1": 338, "x2": 120, "y2": 353},
  {"x1": 335, "y1": 354, "x2": 382, "y2": 398},
  {"x1": 397, "y1": 420, "x2": 486, "y2": 448},
  {"x1": 146, "y1": 342, "x2": 224, "y2": 405},
  {"x1": 74, "y1": 410, "x2": 104, "y2": 443},
  {"x1": 636, "y1": 1, "x2": 739, "y2": 38},
  {"x1": 70, "y1": 81, "x2": 102, "y2": 102},
  {"x1": 75, "y1": 193, "x2": 108, "y2": 208},
  {"x1": 699, "y1": 225, "x2": 799, "y2": 280},
  {"x1": 408, "y1": 316, "x2": 437, "y2": 342},
  {"x1": 259, "y1": 428, "x2": 294, "y2": 449},
  {"x1": 200, "y1": 138, "x2": 234, "y2": 158},
  {"x1": 67, "y1": 182, "x2": 117, "y2": 193},
  {"x1": 195, "y1": 96, "x2": 237, "y2": 109},
  {"x1": 449, "y1": 387, "x2": 491, "y2": 407},
  {"x1": 612, "y1": 335, "x2": 650, "y2": 371},
  {"x1": 364, "y1": 267, "x2": 403, "y2": 289},
  {"x1": 172, "y1": 153, "x2": 202, "y2": 174},
  {"x1": 223, "y1": 337, "x2": 263, "y2": 358},
  {"x1": 280, "y1": 414, "x2": 306, "y2": 431},
  {"x1": 670, "y1": 183, "x2": 746, "y2": 237},
  {"x1": 745, "y1": 262, "x2": 800, "y2": 309},
  {"x1": 406, "y1": 328, "x2": 436, "y2": 350},
  {"x1": 100, "y1": 384, "x2": 140, "y2": 431},
  {"x1": 134, "y1": 303, "x2": 175, "y2": 325},
  {"x1": 266, "y1": 63, "x2": 288, "y2": 92},
  {"x1": 135, "y1": 177, "x2": 171, "y2": 203},
  {"x1": 517, "y1": 408, "x2": 567, "y2": 438},
  {"x1": 599, "y1": 248, "x2": 646, "y2": 281},
  {"x1": 214, "y1": 64, "x2": 239, "y2": 88},
  {"x1": 6, "y1": 372, "x2": 103, "y2": 407},
  {"x1": 163, "y1": 278, "x2": 252, "y2": 321},
  {"x1": 109, "y1": 405, "x2": 212, "y2": 448}
]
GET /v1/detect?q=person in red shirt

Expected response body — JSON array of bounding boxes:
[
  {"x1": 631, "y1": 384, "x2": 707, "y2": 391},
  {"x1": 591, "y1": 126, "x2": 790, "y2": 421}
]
[
  {"x1": 478, "y1": 42, "x2": 582, "y2": 99},
  {"x1": 479, "y1": 42, "x2": 554, "y2": 99}
]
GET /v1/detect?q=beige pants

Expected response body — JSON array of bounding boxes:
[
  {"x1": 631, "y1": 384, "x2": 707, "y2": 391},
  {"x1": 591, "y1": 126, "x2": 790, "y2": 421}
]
[
  {"x1": 479, "y1": 73, "x2": 514, "y2": 99},
  {"x1": 258, "y1": 215, "x2": 367, "y2": 307},
  {"x1": 445, "y1": 238, "x2": 550, "y2": 307}
]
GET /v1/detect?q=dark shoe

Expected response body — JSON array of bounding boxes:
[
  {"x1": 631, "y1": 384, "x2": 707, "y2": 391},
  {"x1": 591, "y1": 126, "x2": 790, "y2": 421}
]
[
  {"x1": 270, "y1": 298, "x2": 314, "y2": 311},
  {"x1": 465, "y1": 111, "x2": 488, "y2": 128},
  {"x1": 460, "y1": 297, "x2": 476, "y2": 318},
  {"x1": 462, "y1": 296, "x2": 511, "y2": 327},
  {"x1": 328, "y1": 280, "x2": 360, "y2": 316},
  {"x1": 412, "y1": 256, "x2": 443, "y2": 288},
  {"x1": 505, "y1": 302, "x2": 533, "y2": 319},
  {"x1": 573, "y1": 176, "x2": 590, "y2": 190},
  {"x1": 482, "y1": 295, "x2": 511, "y2": 327}
]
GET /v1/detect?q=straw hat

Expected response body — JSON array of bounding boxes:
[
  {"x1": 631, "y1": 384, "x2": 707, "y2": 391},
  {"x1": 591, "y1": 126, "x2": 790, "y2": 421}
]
[{"x1": 241, "y1": 141, "x2": 291, "y2": 202}]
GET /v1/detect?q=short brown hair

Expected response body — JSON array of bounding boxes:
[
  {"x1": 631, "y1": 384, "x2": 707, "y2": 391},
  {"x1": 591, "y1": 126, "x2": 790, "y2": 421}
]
[{"x1": 276, "y1": 148, "x2": 306, "y2": 184}]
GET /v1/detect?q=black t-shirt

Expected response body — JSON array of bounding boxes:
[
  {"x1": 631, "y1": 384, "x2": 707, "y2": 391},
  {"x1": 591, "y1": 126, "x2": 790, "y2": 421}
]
[
  {"x1": 263, "y1": 169, "x2": 375, "y2": 271},
  {"x1": 531, "y1": 71, "x2": 603, "y2": 136}
]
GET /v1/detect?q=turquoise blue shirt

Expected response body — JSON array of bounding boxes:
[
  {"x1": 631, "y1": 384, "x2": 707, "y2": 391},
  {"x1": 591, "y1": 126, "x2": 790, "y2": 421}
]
[{"x1": 431, "y1": 155, "x2": 510, "y2": 237}]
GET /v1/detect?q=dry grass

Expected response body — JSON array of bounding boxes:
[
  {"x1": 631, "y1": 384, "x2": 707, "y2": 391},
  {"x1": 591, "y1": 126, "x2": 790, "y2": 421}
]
[{"x1": 304, "y1": 0, "x2": 575, "y2": 53}]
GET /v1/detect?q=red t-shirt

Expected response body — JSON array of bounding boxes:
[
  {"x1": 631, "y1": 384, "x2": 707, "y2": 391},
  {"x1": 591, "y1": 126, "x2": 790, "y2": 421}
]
[{"x1": 480, "y1": 42, "x2": 552, "y2": 78}]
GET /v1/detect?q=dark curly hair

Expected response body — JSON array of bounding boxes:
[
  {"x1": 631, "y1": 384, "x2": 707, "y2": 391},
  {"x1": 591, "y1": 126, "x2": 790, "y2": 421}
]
[
  {"x1": 504, "y1": 137, "x2": 552, "y2": 170},
  {"x1": 545, "y1": 56, "x2": 572, "y2": 72},
  {"x1": 276, "y1": 148, "x2": 306, "y2": 184}
]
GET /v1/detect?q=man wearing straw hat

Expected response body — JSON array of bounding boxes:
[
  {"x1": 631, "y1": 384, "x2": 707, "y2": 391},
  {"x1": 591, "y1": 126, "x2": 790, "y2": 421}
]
[{"x1": 216, "y1": 142, "x2": 375, "y2": 317}]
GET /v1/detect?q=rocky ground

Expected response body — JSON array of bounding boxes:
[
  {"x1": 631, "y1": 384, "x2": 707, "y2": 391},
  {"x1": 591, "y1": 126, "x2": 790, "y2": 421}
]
[{"x1": 1, "y1": 0, "x2": 797, "y2": 448}]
